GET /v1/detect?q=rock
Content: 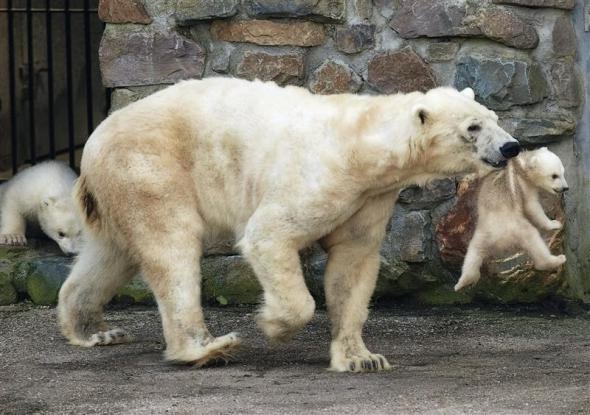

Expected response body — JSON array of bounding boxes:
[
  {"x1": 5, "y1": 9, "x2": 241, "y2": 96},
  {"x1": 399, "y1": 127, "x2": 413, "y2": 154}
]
[
  {"x1": 211, "y1": 20, "x2": 325, "y2": 47},
  {"x1": 201, "y1": 256, "x2": 261, "y2": 305},
  {"x1": 244, "y1": 0, "x2": 346, "y2": 22},
  {"x1": 174, "y1": 0, "x2": 238, "y2": 22},
  {"x1": 210, "y1": 44, "x2": 233, "y2": 74},
  {"x1": 0, "y1": 269, "x2": 17, "y2": 305},
  {"x1": 373, "y1": 0, "x2": 395, "y2": 18},
  {"x1": 502, "y1": 115, "x2": 578, "y2": 144},
  {"x1": 110, "y1": 85, "x2": 167, "y2": 112},
  {"x1": 435, "y1": 176, "x2": 479, "y2": 268},
  {"x1": 550, "y1": 59, "x2": 582, "y2": 109},
  {"x1": 25, "y1": 257, "x2": 73, "y2": 305},
  {"x1": 426, "y1": 42, "x2": 460, "y2": 62},
  {"x1": 414, "y1": 285, "x2": 473, "y2": 305},
  {"x1": 385, "y1": 209, "x2": 430, "y2": 263},
  {"x1": 389, "y1": 0, "x2": 478, "y2": 39},
  {"x1": 454, "y1": 55, "x2": 549, "y2": 110},
  {"x1": 389, "y1": 1, "x2": 539, "y2": 49},
  {"x1": 235, "y1": 51, "x2": 305, "y2": 85},
  {"x1": 492, "y1": 0, "x2": 574, "y2": 10},
  {"x1": 367, "y1": 47, "x2": 437, "y2": 94},
  {"x1": 398, "y1": 179, "x2": 456, "y2": 209},
  {"x1": 115, "y1": 277, "x2": 154, "y2": 305},
  {"x1": 308, "y1": 60, "x2": 362, "y2": 94},
  {"x1": 552, "y1": 14, "x2": 577, "y2": 58},
  {"x1": 98, "y1": 0, "x2": 152, "y2": 24},
  {"x1": 351, "y1": 0, "x2": 372, "y2": 19},
  {"x1": 100, "y1": 26, "x2": 206, "y2": 87},
  {"x1": 477, "y1": 8, "x2": 539, "y2": 49},
  {"x1": 335, "y1": 24, "x2": 375, "y2": 54}
]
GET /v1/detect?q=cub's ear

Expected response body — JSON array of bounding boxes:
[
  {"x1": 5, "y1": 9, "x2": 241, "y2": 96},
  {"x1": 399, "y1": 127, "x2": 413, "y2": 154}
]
[
  {"x1": 412, "y1": 105, "x2": 429, "y2": 125},
  {"x1": 460, "y1": 88, "x2": 475, "y2": 100},
  {"x1": 526, "y1": 154, "x2": 539, "y2": 170}
]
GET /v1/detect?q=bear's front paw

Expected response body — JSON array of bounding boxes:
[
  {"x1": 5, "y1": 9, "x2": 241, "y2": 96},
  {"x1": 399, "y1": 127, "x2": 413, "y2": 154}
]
[
  {"x1": 547, "y1": 220, "x2": 563, "y2": 231},
  {"x1": 0, "y1": 233, "x2": 27, "y2": 246},
  {"x1": 330, "y1": 352, "x2": 392, "y2": 373}
]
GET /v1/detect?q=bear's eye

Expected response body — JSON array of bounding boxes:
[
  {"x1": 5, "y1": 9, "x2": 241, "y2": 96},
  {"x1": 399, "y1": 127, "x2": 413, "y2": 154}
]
[
  {"x1": 467, "y1": 124, "x2": 481, "y2": 133},
  {"x1": 552, "y1": 174, "x2": 559, "y2": 180},
  {"x1": 58, "y1": 232, "x2": 66, "y2": 238}
]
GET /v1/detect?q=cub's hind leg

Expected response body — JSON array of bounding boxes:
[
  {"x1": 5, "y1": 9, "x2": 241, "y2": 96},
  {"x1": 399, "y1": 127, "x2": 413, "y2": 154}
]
[
  {"x1": 58, "y1": 237, "x2": 137, "y2": 346},
  {"x1": 455, "y1": 229, "x2": 488, "y2": 292},
  {"x1": 516, "y1": 221, "x2": 566, "y2": 270}
]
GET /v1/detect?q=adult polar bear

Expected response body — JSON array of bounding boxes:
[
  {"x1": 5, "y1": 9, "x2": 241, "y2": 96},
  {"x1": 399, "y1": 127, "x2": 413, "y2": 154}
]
[{"x1": 58, "y1": 77, "x2": 520, "y2": 372}]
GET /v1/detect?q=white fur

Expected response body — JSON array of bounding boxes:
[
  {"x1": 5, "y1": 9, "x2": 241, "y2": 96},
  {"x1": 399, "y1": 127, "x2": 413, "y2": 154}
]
[
  {"x1": 455, "y1": 148, "x2": 568, "y2": 292},
  {"x1": 0, "y1": 161, "x2": 84, "y2": 254},
  {"x1": 58, "y1": 78, "x2": 519, "y2": 372}
]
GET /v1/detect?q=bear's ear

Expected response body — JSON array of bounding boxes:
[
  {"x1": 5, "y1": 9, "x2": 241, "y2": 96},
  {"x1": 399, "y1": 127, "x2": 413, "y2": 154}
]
[
  {"x1": 460, "y1": 88, "x2": 475, "y2": 100},
  {"x1": 412, "y1": 105, "x2": 429, "y2": 125}
]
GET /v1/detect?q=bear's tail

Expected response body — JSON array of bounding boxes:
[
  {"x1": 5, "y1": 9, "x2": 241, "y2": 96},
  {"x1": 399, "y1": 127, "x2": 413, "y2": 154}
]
[{"x1": 73, "y1": 175, "x2": 101, "y2": 232}]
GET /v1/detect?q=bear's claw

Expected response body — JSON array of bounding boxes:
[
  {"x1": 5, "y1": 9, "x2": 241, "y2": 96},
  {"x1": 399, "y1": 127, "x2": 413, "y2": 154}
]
[{"x1": 0, "y1": 233, "x2": 27, "y2": 246}]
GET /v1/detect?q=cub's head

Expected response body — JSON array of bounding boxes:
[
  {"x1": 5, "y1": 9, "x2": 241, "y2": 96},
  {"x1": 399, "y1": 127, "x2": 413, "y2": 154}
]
[
  {"x1": 521, "y1": 147, "x2": 568, "y2": 194},
  {"x1": 412, "y1": 87, "x2": 520, "y2": 175},
  {"x1": 38, "y1": 197, "x2": 85, "y2": 255}
]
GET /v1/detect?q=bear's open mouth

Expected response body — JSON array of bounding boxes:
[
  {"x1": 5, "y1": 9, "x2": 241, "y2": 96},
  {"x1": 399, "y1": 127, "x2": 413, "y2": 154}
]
[{"x1": 482, "y1": 158, "x2": 507, "y2": 168}]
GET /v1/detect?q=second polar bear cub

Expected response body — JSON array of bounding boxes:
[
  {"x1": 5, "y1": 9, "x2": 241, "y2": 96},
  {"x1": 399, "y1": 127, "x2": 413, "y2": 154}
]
[
  {"x1": 0, "y1": 161, "x2": 84, "y2": 255},
  {"x1": 455, "y1": 147, "x2": 568, "y2": 291}
]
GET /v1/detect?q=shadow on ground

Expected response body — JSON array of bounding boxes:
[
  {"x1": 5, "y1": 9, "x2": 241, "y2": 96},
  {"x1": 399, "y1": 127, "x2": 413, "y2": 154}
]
[{"x1": 1, "y1": 304, "x2": 589, "y2": 414}]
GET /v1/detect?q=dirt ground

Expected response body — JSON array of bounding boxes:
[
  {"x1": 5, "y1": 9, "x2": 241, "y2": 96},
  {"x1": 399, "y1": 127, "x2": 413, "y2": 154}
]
[{"x1": 1, "y1": 304, "x2": 589, "y2": 415}]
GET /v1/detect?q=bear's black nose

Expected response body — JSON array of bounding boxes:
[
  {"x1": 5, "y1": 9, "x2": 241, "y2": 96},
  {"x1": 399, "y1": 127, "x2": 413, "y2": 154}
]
[{"x1": 500, "y1": 142, "x2": 521, "y2": 159}]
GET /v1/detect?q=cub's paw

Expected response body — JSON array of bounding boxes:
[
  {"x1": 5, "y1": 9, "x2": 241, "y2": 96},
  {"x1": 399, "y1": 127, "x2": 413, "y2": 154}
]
[
  {"x1": 0, "y1": 233, "x2": 27, "y2": 246},
  {"x1": 454, "y1": 272, "x2": 481, "y2": 292},
  {"x1": 547, "y1": 220, "x2": 563, "y2": 231},
  {"x1": 330, "y1": 352, "x2": 392, "y2": 373},
  {"x1": 535, "y1": 254, "x2": 566, "y2": 270}
]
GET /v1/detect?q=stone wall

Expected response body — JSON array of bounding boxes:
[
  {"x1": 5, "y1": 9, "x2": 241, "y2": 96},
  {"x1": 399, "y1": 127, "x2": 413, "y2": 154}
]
[{"x1": 90, "y1": 0, "x2": 583, "y2": 306}]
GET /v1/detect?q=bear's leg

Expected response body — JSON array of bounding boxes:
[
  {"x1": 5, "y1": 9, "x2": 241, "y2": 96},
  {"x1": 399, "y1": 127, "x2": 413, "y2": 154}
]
[
  {"x1": 240, "y1": 214, "x2": 315, "y2": 342},
  {"x1": 58, "y1": 237, "x2": 137, "y2": 346},
  {"x1": 516, "y1": 221, "x2": 566, "y2": 270},
  {"x1": 0, "y1": 200, "x2": 27, "y2": 246},
  {"x1": 138, "y1": 225, "x2": 240, "y2": 366},
  {"x1": 321, "y1": 191, "x2": 397, "y2": 372},
  {"x1": 454, "y1": 230, "x2": 487, "y2": 291}
]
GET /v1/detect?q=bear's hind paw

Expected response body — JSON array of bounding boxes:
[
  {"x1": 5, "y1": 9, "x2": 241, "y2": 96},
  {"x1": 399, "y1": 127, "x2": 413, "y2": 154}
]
[
  {"x1": 89, "y1": 329, "x2": 132, "y2": 346},
  {"x1": 0, "y1": 233, "x2": 27, "y2": 246},
  {"x1": 167, "y1": 332, "x2": 241, "y2": 368}
]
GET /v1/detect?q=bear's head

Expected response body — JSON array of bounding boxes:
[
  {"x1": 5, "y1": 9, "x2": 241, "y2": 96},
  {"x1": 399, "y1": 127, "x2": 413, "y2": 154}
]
[
  {"x1": 411, "y1": 87, "x2": 520, "y2": 176},
  {"x1": 522, "y1": 147, "x2": 568, "y2": 194},
  {"x1": 38, "y1": 196, "x2": 85, "y2": 255}
]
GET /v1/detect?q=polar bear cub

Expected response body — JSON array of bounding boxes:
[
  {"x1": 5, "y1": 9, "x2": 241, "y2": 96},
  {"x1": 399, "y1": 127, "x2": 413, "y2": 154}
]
[
  {"x1": 0, "y1": 161, "x2": 84, "y2": 255},
  {"x1": 455, "y1": 147, "x2": 568, "y2": 292}
]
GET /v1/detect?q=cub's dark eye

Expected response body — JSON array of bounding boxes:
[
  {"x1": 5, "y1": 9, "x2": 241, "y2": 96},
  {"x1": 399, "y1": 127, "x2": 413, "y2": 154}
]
[
  {"x1": 58, "y1": 232, "x2": 66, "y2": 238},
  {"x1": 552, "y1": 174, "x2": 558, "y2": 180},
  {"x1": 467, "y1": 124, "x2": 481, "y2": 133}
]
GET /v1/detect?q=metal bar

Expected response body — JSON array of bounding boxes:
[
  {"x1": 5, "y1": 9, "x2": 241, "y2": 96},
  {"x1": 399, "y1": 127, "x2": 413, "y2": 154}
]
[
  {"x1": 26, "y1": 0, "x2": 36, "y2": 164},
  {"x1": 0, "y1": 8, "x2": 99, "y2": 13},
  {"x1": 83, "y1": 0, "x2": 94, "y2": 136},
  {"x1": 46, "y1": 0, "x2": 55, "y2": 159},
  {"x1": 65, "y1": 0, "x2": 75, "y2": 168},
  {"x1": 7, "y1": 0, "x2": 18, "y2": 174}
]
